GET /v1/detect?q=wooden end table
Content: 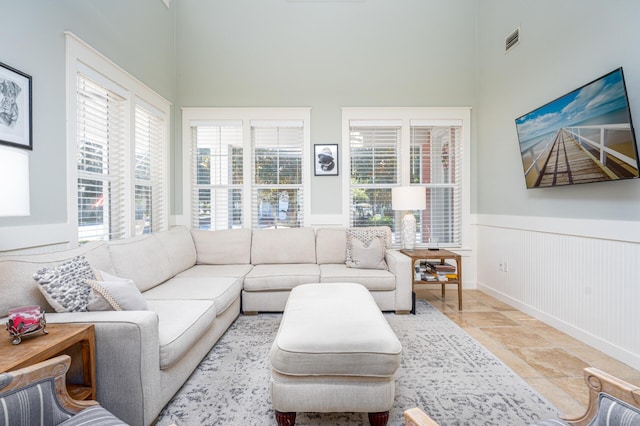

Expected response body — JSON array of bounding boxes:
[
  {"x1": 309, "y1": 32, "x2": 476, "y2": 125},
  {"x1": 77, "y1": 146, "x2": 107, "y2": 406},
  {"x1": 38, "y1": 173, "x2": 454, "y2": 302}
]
[
  {"x1": 0, "y1": 323, "x2": 96, "y2": 400},
  {"x1": 400, "y1": 248, "x2": 463, "y2": 313}
]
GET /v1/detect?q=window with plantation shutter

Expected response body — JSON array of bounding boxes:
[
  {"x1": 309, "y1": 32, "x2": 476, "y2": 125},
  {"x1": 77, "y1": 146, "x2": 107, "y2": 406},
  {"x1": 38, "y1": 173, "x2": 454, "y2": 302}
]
[
  {"x1": 349, "y1": 123, "x2": 400, "y2": 230},
  {"x1": 343, "y1": 108, "x2": 469, "y2": 248},
  {"x1": 183, "y1": 108, "x2": 310, "y2": 229},
  {"x1": 252, "y1": 121, "x2": 304, "y2": 229},
  {"x1": 67, "y1": 33, "x2": 170, "y2": 245},
  {"x1": 76, "y1": 74, "x2": 127, "y2": 242},
  {"x1": 190, "y1": 123, "x2": 243, "y2": 230},
  {"x1": 410, "y1": 122, "x2": 462, "y2": 246},
  {"x1": 134, "y1": 103, "x2": 167, "y2": 235}
]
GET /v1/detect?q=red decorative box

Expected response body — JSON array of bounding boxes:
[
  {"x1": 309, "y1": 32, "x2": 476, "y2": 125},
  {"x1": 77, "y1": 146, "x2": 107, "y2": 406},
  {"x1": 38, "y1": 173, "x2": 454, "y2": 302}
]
[{"x1": 6, "y1": 305, "x2": 48, "y2": 345}]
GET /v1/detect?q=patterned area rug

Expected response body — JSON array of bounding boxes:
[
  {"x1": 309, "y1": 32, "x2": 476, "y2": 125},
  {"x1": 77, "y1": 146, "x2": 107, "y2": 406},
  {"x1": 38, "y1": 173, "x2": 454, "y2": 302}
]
[{"x1": 155, "y1": 300, "x2": 559, "y2": 425}]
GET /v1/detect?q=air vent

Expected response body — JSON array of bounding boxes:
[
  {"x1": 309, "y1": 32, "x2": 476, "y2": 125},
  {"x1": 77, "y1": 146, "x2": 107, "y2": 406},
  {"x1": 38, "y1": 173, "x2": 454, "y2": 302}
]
[{"x1": 505, "y1": 27, "x2": 520, "y2": 53}]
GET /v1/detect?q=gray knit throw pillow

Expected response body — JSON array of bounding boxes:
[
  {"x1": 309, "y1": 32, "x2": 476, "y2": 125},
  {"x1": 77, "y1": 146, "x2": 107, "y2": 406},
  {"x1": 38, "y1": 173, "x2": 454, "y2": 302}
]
[{"x1": 33, "y1": 256, "x2": 95, "y2": 313}]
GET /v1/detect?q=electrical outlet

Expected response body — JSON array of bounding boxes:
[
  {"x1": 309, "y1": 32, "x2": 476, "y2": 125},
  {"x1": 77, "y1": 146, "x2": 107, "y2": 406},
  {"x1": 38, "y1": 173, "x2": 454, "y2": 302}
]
[
  {"x1": 498, "y1": 261, "x2": 504, "y2": 271},
  {"x1": 503, "y1": 261, "x2": 508, "y2": 272}
]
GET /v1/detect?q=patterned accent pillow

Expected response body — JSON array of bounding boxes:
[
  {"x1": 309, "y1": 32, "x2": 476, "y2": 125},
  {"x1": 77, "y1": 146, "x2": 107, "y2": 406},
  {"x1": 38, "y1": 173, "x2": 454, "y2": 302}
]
[
  {"x1": 346, "y1": 228, "x2": 388, "y2": 269},
  {"x1": 349, "y1": 236, "x2": 387, "y2": 270},
  {"x1": 86, "y1": 270, "x2": 148, "y2": 311},
  {"x1": 33, "y1": 256, "x2": 95, "y2": 313}
]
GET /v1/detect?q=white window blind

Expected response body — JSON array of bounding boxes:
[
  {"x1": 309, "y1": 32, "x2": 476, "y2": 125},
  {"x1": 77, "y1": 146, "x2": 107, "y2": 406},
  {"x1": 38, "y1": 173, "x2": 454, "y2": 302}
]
[
  {"x1": 134, "y1": 104, "x2": 166, "y2": 235},
  {"x1": 76, "y1": 74, "x2": 127, "y2": 242},
  {"x1": 410, "y1": 124, "x2": 462, "y2": 246},
  {"x1": 191, "y1": 123, "x2": 243, "y2": 230},
  {"x1": 252, "y1": 122, "x2": 303, "y2": 228},
  {"x1": 349, "y1": 124, "x2": 400, "y2": 231}
]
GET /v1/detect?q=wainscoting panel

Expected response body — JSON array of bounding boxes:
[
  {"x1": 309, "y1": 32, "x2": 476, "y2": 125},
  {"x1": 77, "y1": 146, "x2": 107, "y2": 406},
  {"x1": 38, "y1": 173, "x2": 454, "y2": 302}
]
[{"x1": 476, "y1": 215, "x2": 640, "y2": 370}]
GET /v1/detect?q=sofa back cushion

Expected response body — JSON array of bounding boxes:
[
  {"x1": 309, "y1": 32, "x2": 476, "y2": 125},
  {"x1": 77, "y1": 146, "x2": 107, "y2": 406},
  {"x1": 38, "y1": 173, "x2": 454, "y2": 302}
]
[
  {"x1": 315, "y1": 226, "x2": 392, "y2": 265},
  {"x1": 191, "y1": 229, "x2": 252, "y2": 265},
  {"x1": 0, "y1": 241, "x2": 112, "y2": 317},
  {"x1": 108, "y1": 227, "x2": 196, "y2": 292},
  {"x1": 155, "y1": 226, "x2": 197, "y2": 274},
  {"x1": 315, "y1": 228, "x2": 348, "y2": 264},
  {"x1": 251, "y1": 228, "x2": 316, "y2": 264}
]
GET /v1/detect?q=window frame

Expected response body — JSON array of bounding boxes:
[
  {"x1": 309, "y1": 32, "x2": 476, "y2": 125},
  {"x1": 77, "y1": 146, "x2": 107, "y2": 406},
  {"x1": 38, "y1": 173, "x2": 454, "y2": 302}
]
[
  {"x1": 66, "y1": 32, "x2": 170, "y2": 245},
  {"x1": 181, "y1": 108, "x2": 312, "y2": 229},
  {"x1": 341, "y1": 107, "x2": 471, "y2": 248}
]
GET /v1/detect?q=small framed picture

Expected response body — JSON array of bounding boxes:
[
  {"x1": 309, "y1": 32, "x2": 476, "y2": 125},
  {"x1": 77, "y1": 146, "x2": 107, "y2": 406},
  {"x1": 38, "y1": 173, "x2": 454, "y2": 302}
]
[
  {"x1": 314, "y1": 144, "x2": 338, "y2": 176},
  {"x1": 0, "y1": 61, "x2": 32, "y2": 150}
]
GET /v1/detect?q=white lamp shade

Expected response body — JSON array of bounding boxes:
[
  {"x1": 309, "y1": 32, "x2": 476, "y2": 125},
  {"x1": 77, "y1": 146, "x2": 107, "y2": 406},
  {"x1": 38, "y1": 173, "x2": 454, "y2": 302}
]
[
  {"x1": 392, "y1": 186, "x2": 426, "y2": 211},
  {"x1": 0, "y1": 145, "x2": 30, "y2": 217}
]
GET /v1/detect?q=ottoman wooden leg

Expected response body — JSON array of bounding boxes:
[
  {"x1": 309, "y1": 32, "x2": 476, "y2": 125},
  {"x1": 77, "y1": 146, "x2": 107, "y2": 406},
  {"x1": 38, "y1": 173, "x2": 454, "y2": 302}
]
[
  {"x1": 275, "y1": 410, "x2": 296, "y2": 426},
  {"x1": 368, "y1": 411, "x2": 390, "y2": 426}
]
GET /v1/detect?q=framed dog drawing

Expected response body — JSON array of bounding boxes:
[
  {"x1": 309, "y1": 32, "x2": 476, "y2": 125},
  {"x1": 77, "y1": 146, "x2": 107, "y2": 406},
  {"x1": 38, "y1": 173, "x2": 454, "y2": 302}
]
[
  {"x1": 314, "y1": 144, "x2": 338, "y2": 176},
  {"x1": 0, "y1": 61, "x2": 32, "y2": 150}
]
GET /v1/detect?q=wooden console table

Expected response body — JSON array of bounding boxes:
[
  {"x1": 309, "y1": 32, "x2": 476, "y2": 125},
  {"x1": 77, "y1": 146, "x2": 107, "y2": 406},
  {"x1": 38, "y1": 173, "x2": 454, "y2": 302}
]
[
  {"x1": 0, "y1": 323, "x2": 96, "y2": 400},
  {"x1": 400, "y1": 248, "x2": 462, "y2": 312}
]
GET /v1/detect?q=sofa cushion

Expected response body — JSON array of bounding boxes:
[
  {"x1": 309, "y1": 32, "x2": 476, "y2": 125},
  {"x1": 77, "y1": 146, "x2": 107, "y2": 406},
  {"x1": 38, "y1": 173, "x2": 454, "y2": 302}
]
[
  {"x1": 319, "y1": 264, "x2": 396, "y2": 291},
  {"x1": 143, "y1": 276, "x2": 241, "y2": 315},
  {"x1": 147, "y1": 299, "x2": 217, "y2": 369},
  {"x1": 155, "y1": 226, "x2": 197, "y2": 276},
  {"x1": 108, "y1": 234, "x2": 173, "y2": 292},
  {"x1": 175, "y1": 264, "x2": 253, "y2": 279},
  {"x1": 251, "y1": 228, "x2": 316, "y2": 264},
  {"x1": 0, "y1": 241, "x2": 112, "y2": 316},
  {"x1": 33, "y1": 256, "x2": 95, "y2": 313},
  {"x1": 191, "y1": 229, "x2": 252, "y2": 265},
  {"x1": 243, "y1": 264, "x2": 320, "y2": 291},
  {"x1": 315, "y1": 228, "x2": 347, "y2": 265},
  {"x1": 86, "y1": 270, "x2": 149, "y2": 311}
]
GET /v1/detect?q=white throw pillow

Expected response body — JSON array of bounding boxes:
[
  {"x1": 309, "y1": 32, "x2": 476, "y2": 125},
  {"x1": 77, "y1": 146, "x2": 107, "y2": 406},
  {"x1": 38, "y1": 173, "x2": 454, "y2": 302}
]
[
  {"x1": 86, "y1": 270, "x2": 148, "y2": 311},
  {"x1": 347, "y1": 236, "x2": 388, "y2": 270},
  {"x1": 346, "y1": 228, "x2": 388, "y2": 269}
]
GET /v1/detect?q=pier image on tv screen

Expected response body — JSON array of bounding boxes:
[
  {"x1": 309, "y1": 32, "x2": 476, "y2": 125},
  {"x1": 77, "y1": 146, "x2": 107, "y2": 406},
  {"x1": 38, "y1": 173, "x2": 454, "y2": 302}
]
[{"x1": 515, "y1": 68, "x2": 640, "y2": 189}]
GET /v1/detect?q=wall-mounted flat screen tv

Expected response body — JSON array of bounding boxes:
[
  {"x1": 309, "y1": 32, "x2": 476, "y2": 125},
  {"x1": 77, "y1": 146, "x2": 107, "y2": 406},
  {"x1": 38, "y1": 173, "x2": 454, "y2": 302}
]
[{"x1": 515, "y1": 68, "x2": 639, "y2": 189}]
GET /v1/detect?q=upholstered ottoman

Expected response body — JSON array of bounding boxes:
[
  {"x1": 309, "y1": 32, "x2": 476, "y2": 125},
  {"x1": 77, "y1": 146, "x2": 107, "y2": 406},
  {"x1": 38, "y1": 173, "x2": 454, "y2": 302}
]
[{"x1": 269, "y1": 283, "x2": 402, "y2": 426}]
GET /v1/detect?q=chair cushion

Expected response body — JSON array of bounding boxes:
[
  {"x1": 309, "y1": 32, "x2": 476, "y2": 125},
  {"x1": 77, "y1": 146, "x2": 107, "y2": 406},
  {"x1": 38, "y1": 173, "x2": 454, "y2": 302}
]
[
  {"x1": 590, "y1": 392, "x2": 640, "y2": 425},
  {"x1": 59, "y1": 405, "x2": 127, "y2": 425},
  {"x1": 0, "y1": 378, "x2": 72, "y2": 425}
]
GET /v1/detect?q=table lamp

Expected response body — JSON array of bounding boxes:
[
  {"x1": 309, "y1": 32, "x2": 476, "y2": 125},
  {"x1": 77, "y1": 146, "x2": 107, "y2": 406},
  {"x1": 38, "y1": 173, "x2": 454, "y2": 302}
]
[
  {"x1": 391, "y1": 186, "x2": 426, "y2": 250},
  {"x1": 0, "y1": 145, "x2": 30, "y2": 217}
]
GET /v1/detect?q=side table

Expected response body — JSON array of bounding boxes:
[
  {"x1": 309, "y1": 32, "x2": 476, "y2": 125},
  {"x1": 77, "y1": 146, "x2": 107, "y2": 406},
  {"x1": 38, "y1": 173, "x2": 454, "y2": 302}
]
[
  {"x1": 0, "y1": 323, "x2": 96, "y2": 400},
  {"x1": 400, "y1": 248, "x2": 462, "y2": 313}
]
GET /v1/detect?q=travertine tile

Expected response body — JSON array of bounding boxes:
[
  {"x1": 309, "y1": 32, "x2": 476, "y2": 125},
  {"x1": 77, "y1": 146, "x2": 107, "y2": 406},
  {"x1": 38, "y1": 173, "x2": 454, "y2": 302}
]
[
  {"x1": 511, "y1": 347, "x2": 589, "y2": 378},
  {"x1": 524, "y1": 377, "x2": 586, "y2": 418},
  {"x1": 479, "y1": 326, "x2": 553, "y2": 349}
]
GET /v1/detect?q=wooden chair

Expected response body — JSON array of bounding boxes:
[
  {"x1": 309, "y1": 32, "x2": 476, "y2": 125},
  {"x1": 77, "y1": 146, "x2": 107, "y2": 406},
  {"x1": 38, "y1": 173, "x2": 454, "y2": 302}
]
[
  {"x1": 404, "y1": 367, "x2": 640, "y2": 426},
  {"x1": 0, "y1": 354, "x2": 126, "y2": 425}
]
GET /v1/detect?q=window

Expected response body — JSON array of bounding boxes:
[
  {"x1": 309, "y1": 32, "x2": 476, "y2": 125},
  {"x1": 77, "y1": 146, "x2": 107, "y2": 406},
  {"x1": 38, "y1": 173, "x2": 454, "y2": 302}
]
[
  {"x1": 183, "y1": 108, "x2": 310, "y2": 230},
  {"x1": 343, "y1": 108, "x2": 470, "y2": 248},
  {"x1": 191, "y1": 123, "x2": 243, "y2": 230},
  {"x1": 67, "y1": 33, "x2": 170, "y2": 244},
  {"x1": 251, "y1": 121, "x2": 304, "y2": 229}
]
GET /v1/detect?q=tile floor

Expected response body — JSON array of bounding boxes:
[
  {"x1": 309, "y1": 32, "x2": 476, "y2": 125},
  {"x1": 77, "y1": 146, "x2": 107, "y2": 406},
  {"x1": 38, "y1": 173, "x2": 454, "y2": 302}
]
[{"x1": 414, "y1": 287, "x2": 640, "y2": 418}]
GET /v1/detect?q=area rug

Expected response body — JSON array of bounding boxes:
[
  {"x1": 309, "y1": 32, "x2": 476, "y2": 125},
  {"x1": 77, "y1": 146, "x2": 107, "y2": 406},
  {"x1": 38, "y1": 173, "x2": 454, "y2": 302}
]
[{"x1": 155, "y1": 300, "x2": 559, "y2": 425}]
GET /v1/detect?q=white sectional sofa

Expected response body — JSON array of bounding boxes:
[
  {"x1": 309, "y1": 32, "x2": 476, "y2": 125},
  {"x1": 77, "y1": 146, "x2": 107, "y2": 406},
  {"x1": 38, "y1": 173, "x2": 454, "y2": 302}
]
[{"x1": 0, "y1": 226, "x2": 411, "y2": 426}]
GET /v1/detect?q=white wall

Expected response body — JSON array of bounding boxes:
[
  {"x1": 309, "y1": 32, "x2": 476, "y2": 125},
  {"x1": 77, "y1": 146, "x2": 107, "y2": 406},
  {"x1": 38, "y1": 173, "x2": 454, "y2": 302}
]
[
  {"x1": 0, "y1": 1, "x2": 176, "y2": 249},
  {"x1": 174, "y1": 0, "x2": 478, "y2": 218},
  {"x1": 476, "y1": 0, "x2": 640, "y2": 369}
]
